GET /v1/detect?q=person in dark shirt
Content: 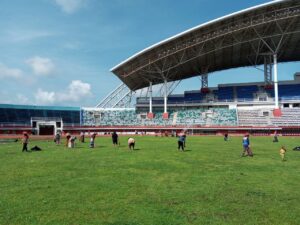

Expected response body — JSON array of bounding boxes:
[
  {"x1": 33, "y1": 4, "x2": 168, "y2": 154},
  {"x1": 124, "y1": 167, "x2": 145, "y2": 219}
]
[
  {"x1": 273, "y1": 131, "x2": 279, "y2": 142},
  {"x1": 65, "y1": 133, "x2": 71, "y2": 147},
  {"x1": 224, "y1": 133, "x2": 229, "y2": 141},
  {"x1": 112, "y1": 131, "x2": 119, "y2": 147},
  {"x1": 178, "y1": 133, "x2": 186, "y2": 151},
  {"x1": 80, "y1": 132, "x2": 85, "y2": 143}
]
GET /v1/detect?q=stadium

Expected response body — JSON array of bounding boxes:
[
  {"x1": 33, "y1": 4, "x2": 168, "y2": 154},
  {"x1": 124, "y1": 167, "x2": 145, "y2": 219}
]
[
  {"x1": 1, "y1": 0, "x2": 300, "y2": 136},
  {"x1": 1, "y1": 1, "x2": 300, "y2": 225}
]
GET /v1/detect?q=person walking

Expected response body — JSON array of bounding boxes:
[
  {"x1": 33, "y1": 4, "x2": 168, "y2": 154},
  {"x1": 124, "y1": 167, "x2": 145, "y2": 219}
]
[{"x1": 22, "y1": 132, "x2": 29, "y2": 152}]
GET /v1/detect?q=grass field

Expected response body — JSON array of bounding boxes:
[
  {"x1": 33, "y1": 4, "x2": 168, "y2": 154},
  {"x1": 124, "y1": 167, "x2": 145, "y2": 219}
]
[{"x1": 1, "y1": 135, "x2": 300, "y2": 225}]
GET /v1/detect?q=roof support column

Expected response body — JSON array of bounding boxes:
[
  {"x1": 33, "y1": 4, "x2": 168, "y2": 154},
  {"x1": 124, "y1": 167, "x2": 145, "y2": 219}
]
[
  {"x1": 201, "y1": 67, "x2": 209, "y2": 94},
  {"x1": 273, "y1": 54, "x2": 279, "y2": 109},
  {"x1": 201, "y1": 74, "x2": 208, "y2": 89},
  {"x1": 147, "y1": 82, "x2": 154, "y2": 119},
  {"x1": 273, "y1": 53, "x2": 282, "y2": 117},
  {"x1": 264, "y1": 56, "x2": 273, "y2": 87},
  {"x1": 163, "y1": 79, "x2": 169, "y2": 119}
]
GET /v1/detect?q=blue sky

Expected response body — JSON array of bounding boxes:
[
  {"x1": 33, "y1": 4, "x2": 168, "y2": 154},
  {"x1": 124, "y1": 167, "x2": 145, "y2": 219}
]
[{"x1": 0, "y1": 0, "x2": 299, "y2": 106}]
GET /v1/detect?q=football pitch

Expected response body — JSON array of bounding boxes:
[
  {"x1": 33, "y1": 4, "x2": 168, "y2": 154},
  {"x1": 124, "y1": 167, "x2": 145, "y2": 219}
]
[{"x1": 0, "y1": 136, "x2": 300, "y2": 225}]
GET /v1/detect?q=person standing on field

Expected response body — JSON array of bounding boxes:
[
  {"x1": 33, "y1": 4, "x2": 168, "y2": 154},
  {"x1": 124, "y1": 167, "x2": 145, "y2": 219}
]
[
  {"x1": 65, "y1": 133, "x2": 71, "y2": 147},
  {"x1": 112, "y1": 131, "x2": 119, "y2": 147},
  {"x1": 241, "y1": 134, "x2": 253, "y2": 157},
  {"x1": 55, "y1": 132, "x2": 61, "y2": 145},
  {"x1": 90, "y1": 133, "x2": 97, "y2": 148},
  {"x1": 80, "y1": 132, "x2": 85, "y2": 143},
  {"x1": 177, "y1": 133, "x2": 185, "y2": 151},
  {"x1": 273, "y1": 131, "x2": 279, "y2": 142},
  {"x1": 22, "y1": 132, "x2": 29, "y2": 152}
]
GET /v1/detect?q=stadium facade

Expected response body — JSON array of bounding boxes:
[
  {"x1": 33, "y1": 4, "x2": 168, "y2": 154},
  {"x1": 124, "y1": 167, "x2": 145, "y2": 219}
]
[{"x1": 1, "y1": 0, "x2": 300, "y2": 136}]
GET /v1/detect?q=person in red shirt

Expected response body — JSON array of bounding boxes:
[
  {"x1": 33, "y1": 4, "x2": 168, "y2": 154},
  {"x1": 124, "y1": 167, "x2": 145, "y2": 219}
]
[{"x1": 22, "y1": 132, "x2": 29, "y2": 152}]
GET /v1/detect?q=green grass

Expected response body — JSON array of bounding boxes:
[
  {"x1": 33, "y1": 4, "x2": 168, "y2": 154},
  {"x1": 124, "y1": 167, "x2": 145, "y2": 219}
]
[{"x1": 1, "y1": 136, "x2": 300, "y2": 225}]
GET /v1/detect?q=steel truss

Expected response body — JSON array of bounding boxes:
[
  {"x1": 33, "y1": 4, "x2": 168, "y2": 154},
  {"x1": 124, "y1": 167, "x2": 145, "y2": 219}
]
[
  {"x1": 96, "y1": 84, "x2": 132, "y2": 108},
  {"x1": 120, "y1": 3, "x2": 300, "y2": 85},
  {"x1": 264, "y1": 55, "x2": 273, "y2": 86}
]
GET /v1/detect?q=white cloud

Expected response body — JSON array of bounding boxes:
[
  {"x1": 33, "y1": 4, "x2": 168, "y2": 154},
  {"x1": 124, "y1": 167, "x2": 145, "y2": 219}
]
[
  {"x1": 54, "y1": 0, "x2": 88, "y2": 14},
  {"x1": 26, "y1": 56, "x2": 55, "y2": 76},
  {"x1": 0, "y1": 63, "x2": 23, "y2": 79},
  {"x1": 35, "y1": 80, "x2": 92, "y2": 105},
  {"x1": 35, "y1": 89, "x2": 56, "y2": 105},
  {"x1": 64, "y1": 80, "x2": 92, "y2": 101}
]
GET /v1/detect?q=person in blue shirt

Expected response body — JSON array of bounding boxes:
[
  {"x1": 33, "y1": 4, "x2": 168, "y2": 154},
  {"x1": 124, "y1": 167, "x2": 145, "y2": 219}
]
[
  {"x1": 241, "y1": 134, "x2": 253, "y2": 157},
  {"x1": 178, "y1": 133, "x2": 186, "y2": 151}
]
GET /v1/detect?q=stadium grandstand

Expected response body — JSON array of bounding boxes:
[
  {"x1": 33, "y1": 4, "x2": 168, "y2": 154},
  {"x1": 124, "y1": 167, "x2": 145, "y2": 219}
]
[{"x1": 1, "y1": 0, "x2": 300, "y2": 136}]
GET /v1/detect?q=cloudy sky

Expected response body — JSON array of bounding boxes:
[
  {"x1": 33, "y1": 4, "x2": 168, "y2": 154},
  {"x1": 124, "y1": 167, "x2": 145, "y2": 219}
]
[{"x1": 0, "y1": 0, "x2": 299, "y2": 106}]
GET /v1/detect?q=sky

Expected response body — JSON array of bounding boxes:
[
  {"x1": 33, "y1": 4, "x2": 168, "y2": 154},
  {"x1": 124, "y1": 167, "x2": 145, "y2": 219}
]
[{"x1": 0, "y1": 0, "x2": 299, "y2": 107}]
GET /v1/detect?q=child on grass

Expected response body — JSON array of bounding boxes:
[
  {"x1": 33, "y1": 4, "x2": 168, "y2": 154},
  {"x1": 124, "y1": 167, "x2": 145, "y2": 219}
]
[{"x1": 279, "y1": 146, "x2": 287, "y2": 161}]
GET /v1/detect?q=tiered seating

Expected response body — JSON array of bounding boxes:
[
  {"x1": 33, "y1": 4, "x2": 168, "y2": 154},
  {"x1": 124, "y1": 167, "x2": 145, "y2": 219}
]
[
  {"x1": 270, "y1": 108, "x2": 300, "y2": 126},
  {"x1": 278, "y1": 84, "x2": 300, "y2": 100},
  {"x1": 238, "y1": 109, "x2": 269, "y2": 126},
  {"x1": 265, "y1": 87, "x2": 275, "y2": 98},
  {"x1": 82, "y1": 109, "x2": 174, "y2": 126},
  {"x1": 184, "y1": 91, "x2": 205, "y2": 102},
  {"x1": 208, "y1": 109, "x2": 237, "y2": 125},
  {"x1": 176, "y1": 108, "x2": 237, "y2": 126},
  {"x1": 82, "y1": 108, "x2": 237, "y2": 127},
  {"x1": 168, "y1": 96, "x2": 185, "y2": 104},
  {"x1": 176, "y1": 109, "x2": 206, "y2": 125},
  {"x1": 236, "y1": 85, "x2": 258, "y2": 101},
  {"x1": 142, "y1": 112, "x2": 174, "y2": 126},
  {"x1": 82, "y1": 109, "x2": 139, "y2": 126},
  {"x1": 217, "y1": 87, "x2": 234, "y2": 102}
]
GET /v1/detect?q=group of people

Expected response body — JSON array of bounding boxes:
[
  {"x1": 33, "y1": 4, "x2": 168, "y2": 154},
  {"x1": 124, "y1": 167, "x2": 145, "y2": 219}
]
[
  {"x1": 61, "y1": 131, "x2": 136, "y2": 150},
  {"x1": 241, "y1": 133, "x2": 288, "y2": 161},
  {"x1": 21, "y1": 131, "x2": 289, "y2": 160}
]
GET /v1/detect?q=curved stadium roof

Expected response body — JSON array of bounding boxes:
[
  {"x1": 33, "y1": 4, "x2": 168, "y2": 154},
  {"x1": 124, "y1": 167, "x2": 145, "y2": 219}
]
[{"x1": 111, "y1": 0, "x2": 300, "y2": 91}]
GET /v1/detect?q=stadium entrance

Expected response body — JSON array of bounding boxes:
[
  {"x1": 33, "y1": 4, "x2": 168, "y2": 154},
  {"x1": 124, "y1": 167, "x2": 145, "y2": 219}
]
[
  {"x1": 31, "y1": 117, "x2": 63, "y2": 135},
  {"x1": 39, "y1": 125, "x2": 55, "y2": 135}
]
